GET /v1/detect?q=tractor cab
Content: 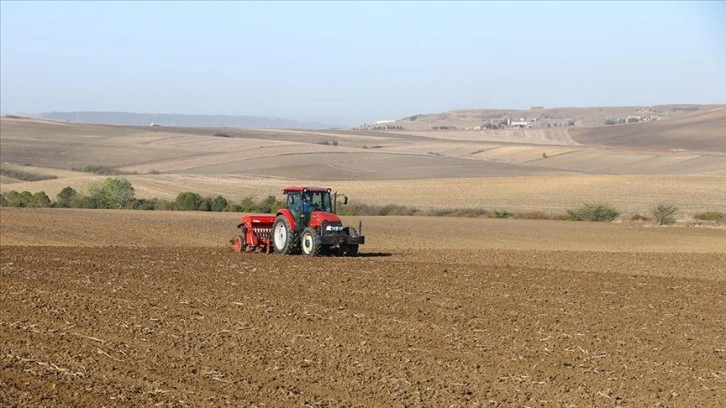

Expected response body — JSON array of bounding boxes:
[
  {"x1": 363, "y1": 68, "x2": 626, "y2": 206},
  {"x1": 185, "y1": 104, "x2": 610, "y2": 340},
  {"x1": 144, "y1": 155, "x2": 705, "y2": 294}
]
[{"x1": 284, "y1": 186, "x2": 334, "y2": 228}]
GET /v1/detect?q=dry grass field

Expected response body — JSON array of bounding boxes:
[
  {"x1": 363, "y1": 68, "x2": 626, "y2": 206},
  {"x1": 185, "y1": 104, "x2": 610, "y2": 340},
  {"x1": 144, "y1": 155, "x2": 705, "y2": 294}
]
[{"x1": 1, "y1": 108, "x2": 725, "y2": 406}]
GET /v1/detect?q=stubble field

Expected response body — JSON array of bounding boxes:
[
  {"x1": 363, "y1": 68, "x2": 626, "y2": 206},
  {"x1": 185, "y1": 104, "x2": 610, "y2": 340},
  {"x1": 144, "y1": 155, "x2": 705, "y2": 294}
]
[{"x1": 2, "y1": 208, "x2": 725, "y2": 407}]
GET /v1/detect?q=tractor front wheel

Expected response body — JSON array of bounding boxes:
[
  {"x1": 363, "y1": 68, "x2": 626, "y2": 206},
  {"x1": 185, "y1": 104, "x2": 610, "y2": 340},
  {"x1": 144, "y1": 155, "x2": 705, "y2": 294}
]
[
  {"x1": 340, "y1": 227, "x2": 359, "y2": 257},
  {"x1": 300, "y1": 227, "x2": 320, "y2": 256},
  {"x1": 272, "y1": 215, "x2": 298, "y2": 254}
]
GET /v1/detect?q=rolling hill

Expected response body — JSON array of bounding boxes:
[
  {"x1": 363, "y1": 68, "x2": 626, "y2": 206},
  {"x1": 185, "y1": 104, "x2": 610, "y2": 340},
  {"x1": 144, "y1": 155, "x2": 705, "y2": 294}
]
[{"x1": 2, "y1": 106, "x2": 725, "y2": 217}]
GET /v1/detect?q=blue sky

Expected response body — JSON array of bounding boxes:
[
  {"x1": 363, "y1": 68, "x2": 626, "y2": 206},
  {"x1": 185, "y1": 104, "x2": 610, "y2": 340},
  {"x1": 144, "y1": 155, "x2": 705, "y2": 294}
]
[{"x1": 1, "y1": 1, "x2": 724, "y2": 125}]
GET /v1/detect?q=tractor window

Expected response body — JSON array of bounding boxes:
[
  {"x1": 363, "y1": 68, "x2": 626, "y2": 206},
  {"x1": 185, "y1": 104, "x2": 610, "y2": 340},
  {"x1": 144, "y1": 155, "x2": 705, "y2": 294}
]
[
  {"x1": 321, "y1": 193, "x2": 332, "y2": 212},
  {"x1": 305, "y1": 191, "x2": 332, "y2": 212},
  {"x1": 287, "y1": 193, "x2": 302, "y2": 211}
]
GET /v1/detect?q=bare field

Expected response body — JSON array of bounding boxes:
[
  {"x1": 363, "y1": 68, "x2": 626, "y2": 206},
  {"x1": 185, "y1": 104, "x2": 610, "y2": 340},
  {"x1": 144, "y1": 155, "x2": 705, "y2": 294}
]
[
  {"x1": 3, "y1": 115, "x2": 724, "y2": 184},
  {"x1": 474, "y1": 146, "x2": 726, "y2": 176},
  {"x1": 2, "y1": 208, "x2": 725, "y2": 407}
]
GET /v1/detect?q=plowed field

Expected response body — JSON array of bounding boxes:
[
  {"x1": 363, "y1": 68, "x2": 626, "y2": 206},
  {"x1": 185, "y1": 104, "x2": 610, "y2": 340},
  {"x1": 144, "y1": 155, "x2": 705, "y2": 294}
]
[{"x1": 2, "y1": 209, "x2": 725, "y2": 407}]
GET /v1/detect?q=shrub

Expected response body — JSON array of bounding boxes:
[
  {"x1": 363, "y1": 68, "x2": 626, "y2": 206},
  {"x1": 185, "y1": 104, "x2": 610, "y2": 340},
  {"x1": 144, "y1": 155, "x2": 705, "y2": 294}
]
[
  {"x1": 76, "y1": 165, "x2": 136, "y2": 176},
  {"x1": 652, "y1": 204, "x2": 678, "y2": 226},
  {"x1": 318, "y1": 140, "x2": 338, "y2": 146},
  {"x1": 630, "y1": 213, "x2": 651, "y2": 222},
  {"x1": 511, "y1": 211, "x2": 566, "y2": 220},
  {"x1": 445, "y1": 208, "x2": 488, "y2": 217},
  {"x1": 339, "y1": 203, "x2": 419, "y2": 216},
  {"x1": 693, "y1": 211, "x2": 725, "y2": 222},
  {"x1": 68, "y1": 195, "x2": 98, "y2": 209},
  {"x1": 493, "y1": 210, "x2": 511, "y2": 219},
  {"x1": 566, "y1": 203, "x2": 619, "y2": 222},
  {"x1": 154, "y1": 199, "x2": 176, "y2": 211},
  {"x1": 132, "y1": 198, "x2": 157, "y2": 210},
  {"x1": 227, "y1": 203, "x2": 243, "y2": 212},
  {"x1": 0, "y1": 168, "x2": 57, "y2": 181},
  {"x1": 239, "y1": 197, "x2": 258, "y2": 213}
]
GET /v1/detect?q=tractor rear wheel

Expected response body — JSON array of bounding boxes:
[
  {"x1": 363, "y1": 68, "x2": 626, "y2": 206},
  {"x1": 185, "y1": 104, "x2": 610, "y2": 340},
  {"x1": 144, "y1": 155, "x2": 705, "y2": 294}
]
[
  {"x1": 233, "y1": 235, "x2": 245, "y2": 253},
  {"x1": 272, "y1": 215, "x2": 299, "y2": 254},
  {"x1": 300, "y1": 227, "x2": 320, "y2": 256}
]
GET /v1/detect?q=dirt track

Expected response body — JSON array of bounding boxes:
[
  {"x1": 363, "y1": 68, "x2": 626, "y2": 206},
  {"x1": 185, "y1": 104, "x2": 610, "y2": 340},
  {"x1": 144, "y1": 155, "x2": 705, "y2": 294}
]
[{"x1": 2, "y1": 209, "x2": 726, "y2": 407}]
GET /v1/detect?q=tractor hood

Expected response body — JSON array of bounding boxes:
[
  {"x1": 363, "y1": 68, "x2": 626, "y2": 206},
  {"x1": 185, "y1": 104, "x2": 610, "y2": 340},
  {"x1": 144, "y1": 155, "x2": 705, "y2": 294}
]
[{"x1": 311, "y1": 211, "x2": 342, "y2": 225}]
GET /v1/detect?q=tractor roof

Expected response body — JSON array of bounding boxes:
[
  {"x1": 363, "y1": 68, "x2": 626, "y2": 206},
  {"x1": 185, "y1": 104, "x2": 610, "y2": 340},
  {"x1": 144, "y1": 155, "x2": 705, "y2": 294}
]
[{"x1": 283, "y1": 186, "x2": 330, "y2": 194}]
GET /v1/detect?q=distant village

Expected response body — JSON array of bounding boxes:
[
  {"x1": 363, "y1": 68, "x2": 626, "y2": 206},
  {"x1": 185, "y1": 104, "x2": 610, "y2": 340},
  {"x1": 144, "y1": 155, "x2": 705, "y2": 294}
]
[{"x1": 357, "y1": 113, "x2": 665, "y2": 131}]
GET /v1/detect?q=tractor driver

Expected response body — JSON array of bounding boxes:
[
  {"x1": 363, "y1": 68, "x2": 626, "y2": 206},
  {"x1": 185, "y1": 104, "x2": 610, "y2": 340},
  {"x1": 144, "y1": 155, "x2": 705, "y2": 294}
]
[{"x1": 301, "y1": 193, "x2": 312, "y2": 226}]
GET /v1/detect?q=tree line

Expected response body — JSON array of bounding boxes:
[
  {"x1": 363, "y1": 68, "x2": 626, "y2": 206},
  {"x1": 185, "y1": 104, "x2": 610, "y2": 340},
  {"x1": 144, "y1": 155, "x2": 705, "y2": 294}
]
[
  {"x1": 0, "y1": 177, "x2": 285, "y2": 213},
  {"x1": 2, "y1": 177, "x2": 723, "y2": 225}
]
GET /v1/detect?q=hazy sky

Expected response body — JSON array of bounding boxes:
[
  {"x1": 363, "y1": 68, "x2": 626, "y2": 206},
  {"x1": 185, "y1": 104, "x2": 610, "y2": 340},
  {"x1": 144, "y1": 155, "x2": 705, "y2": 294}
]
[{"x1": 1, "y1": 1, "x2": 724, "y2": 125}]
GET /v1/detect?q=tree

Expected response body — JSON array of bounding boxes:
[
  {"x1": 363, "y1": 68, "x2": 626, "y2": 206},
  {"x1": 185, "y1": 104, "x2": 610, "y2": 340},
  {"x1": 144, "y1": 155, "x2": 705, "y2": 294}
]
[
  {"x1": 211, "y1": 195, "x2": 228, "y2": 212},
  {"x1": 6, "y1": 191, "x2": 33, "y2": 207},
  {"x1": 175, "y1": 192, "x2": 203, "y2": 211},
  {"x1": 88, "y1": 178, "x2": 135, "y2": 209},
  {"x1": 28, "y1": 192, "x2": 52, "y2": 208},
  {"x1": 197, "y1": 199, "x2": 210, "y2": 211},
  {"x1": 258, "y1": 195, "x2": 284, "y2": 213},
  {"x1": 56, "y1": 186, "x2": 78, "y2": 208}
]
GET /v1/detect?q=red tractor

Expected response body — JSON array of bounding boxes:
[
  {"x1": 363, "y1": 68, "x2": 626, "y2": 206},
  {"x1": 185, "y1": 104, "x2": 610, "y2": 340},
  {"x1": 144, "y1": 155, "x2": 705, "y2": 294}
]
[{"x1": 233, "y1": 186, "x2": 364, "y2": 256}]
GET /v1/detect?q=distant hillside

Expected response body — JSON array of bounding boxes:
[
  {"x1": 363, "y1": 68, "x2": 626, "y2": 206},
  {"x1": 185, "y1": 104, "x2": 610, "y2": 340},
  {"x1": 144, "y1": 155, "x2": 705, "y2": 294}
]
[
  {"x1": 569, "y1": 108, "x2": 726, "y2": 152},
  {"x1": 376, "y1": 104, "x2": 725, "y2": 131},
  {"x1": 39, "y1": 111, "x2": 337, "y2": 130}
]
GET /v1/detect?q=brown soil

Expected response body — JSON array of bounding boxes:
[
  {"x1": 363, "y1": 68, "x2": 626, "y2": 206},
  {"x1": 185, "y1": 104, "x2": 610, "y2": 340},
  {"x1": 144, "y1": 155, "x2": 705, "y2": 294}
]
[{"x1": 2, "y1": 209, "x2": 725, "y2": 407}]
